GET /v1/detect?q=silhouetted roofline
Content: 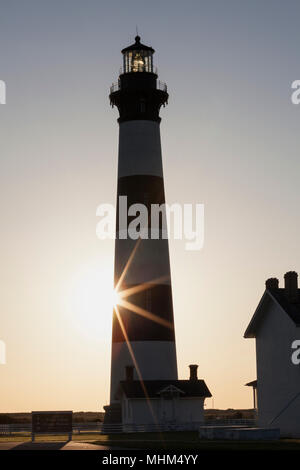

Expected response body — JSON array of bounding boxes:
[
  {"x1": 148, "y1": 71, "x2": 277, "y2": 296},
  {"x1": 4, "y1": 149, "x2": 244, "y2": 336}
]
[
  {"x1": 244, "y1": 288, "x2": 300, "y2": 338},
  {"x1": 116, "y1": 379, "x2": 212, "y2": 399},
  {"x1": 245, "y1": 380, "x2": 257, "y2": 388}
]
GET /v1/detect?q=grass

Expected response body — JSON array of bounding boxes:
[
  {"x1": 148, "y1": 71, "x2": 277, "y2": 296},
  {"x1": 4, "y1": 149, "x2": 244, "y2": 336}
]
[
  {"x1": 1, "y1": 431, "x2": 300, "y2": 450},
  {"x1": 91, "y1": 432, "x2": 300, "y2": 450}
]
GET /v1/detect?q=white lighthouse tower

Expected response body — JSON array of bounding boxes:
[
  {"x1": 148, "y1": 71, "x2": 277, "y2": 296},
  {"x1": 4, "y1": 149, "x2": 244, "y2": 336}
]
[{"x1": 104, "y1": 35, "x2": 178, "y2": 423}]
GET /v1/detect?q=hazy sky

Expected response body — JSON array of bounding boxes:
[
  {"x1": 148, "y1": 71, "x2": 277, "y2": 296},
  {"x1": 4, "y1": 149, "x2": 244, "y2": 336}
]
[{"x1": 1, "y1": 0, "x2": 300, "y2": 412}]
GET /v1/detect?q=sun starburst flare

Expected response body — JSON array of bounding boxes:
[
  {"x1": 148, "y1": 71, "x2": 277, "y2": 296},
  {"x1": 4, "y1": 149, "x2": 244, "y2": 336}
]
[{"x1": 113, "y1": 274, "x2": 173, "y2": 330}]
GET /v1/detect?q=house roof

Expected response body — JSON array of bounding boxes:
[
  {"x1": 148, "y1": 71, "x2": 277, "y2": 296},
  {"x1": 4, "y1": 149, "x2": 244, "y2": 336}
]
[
  {"x1": 244, "y1": 288, "x2": 300, "y2": 338},
  {"x1": 116, "y1": 379, "x2": 212, "y2": 399}
]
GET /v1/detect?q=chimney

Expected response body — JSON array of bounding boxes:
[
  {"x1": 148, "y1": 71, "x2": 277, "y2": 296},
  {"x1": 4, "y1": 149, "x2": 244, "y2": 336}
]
[
  {"x1": 125, "y1": 365, "x2": 134, "y2": 382},
  {"x1": 189, "y1": 364, "x2": 198, "y2": 381},
  {"x1": 265, "y1": 278, "x2": 279, "y2": 290},
  {"x1": 284, "y1": 271, "x2": 298, "y2": 303}
]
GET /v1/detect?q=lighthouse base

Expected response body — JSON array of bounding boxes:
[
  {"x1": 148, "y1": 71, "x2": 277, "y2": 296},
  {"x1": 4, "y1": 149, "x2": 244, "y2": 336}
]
[
  {"x1": 103, "y1": 403, "x2": 122, "y2": 426},
  {"x1": 110, "y1": 341, "x2": 178, "y2": 404}
]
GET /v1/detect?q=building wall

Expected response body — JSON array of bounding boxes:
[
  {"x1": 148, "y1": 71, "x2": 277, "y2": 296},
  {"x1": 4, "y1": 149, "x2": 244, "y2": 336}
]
[
  {"x1": 177, "y1": 398, "x2": 205, "y2": 423},
  {"x1": 256, "y1": 300, "x2": 300, "y2": 437},
  {"x1": 121, "y1": 396, "x2": 205, "y2": 427}
]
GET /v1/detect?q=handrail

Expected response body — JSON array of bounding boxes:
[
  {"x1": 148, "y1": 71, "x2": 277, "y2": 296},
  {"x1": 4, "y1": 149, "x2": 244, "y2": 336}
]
[
  {"x1": 110, "y1": 79, "x2": 167, "y2": 95},
  {"x1": 110, "y1": 82, "x2": 120, "y2": 94},
  {"x1": 157, "y1": 80, "x2": 167, "y2": 92}
]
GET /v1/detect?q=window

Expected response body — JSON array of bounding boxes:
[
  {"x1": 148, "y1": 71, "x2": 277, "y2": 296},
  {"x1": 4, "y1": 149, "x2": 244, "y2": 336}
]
[
  {"x1": 124, "y1": 51, "x2": 153, "y2": 73},
  {"x1": 140, "y1": 99, "x2": 146, "y2": 113}
]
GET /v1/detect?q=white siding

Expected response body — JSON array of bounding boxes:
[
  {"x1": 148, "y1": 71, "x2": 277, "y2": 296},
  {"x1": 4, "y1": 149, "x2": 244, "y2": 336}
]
[
  {"x1": 256, "y1": 301, "x2": 300, "y2": 437},
  {"x1": 121, "y1": 396, "x2": 205, "y2": 428}
]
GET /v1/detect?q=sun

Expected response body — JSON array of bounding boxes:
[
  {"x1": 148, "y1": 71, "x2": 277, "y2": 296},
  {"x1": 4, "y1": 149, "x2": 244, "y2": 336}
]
[{"x1": 112, "y1": 289, "x2": 121, "y2": 307}]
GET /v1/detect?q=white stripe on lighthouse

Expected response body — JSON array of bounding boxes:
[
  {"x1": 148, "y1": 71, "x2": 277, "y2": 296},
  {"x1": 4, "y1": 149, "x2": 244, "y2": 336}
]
[
  {"x1": 110, "y1": 341, "x2": 178, "y2": 403},
  {"x1": 118, "y1": 120, "x2": 164, "y2": 178}
]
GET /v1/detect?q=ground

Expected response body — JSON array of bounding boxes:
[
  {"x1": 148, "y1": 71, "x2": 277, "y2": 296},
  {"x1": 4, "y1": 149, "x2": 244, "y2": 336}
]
[{"x1": 0, "y1": 441, "x2": 109, "y2": 450}]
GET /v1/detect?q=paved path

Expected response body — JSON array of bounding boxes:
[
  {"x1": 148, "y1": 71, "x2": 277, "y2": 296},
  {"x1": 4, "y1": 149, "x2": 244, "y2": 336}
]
[{"x1": 0, "y1": 441, "x2": 112, "y2": 450}]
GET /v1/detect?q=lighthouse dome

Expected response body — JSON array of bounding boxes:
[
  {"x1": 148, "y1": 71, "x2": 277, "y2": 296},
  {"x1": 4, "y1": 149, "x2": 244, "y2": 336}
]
[{"x1": 121, "y1": 35, "x2": 155, "y2": 53}]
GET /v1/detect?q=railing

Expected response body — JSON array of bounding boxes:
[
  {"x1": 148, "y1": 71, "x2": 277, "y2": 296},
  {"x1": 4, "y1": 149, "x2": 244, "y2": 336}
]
[
  {"x1": 101, "y1": 422, "x2": 204, "y2": 434},
  {"x1": 110, "y1": 78, "x2": 167, "y2": 95},
  {"x1": 100, "y1": 419, "x2": 256, "y2": 434},
  {"x1": 0, "y1": 422, "x2": 102, "y2": 435},
  {"x1": 204, "y1": 418, "x2": 256, "y2": 427},
  {"x1": 0, "y1": 424, "x2": 31, "y2": 434},
  {"x1": 157, "y1": 80, "x2": 167, "y2": 92},
  {"x1": 73, "y1": 422, "x2": 102, "y2": 433},
  {"x1": 110, "y1": 82, "x2": 120, "y2": 94},
  {"x1": 1, "y1": 422, "x2": 194, "y2": 436},
  {"x1": 0, "y1": 419, "x2": 256, "y2": 436}
]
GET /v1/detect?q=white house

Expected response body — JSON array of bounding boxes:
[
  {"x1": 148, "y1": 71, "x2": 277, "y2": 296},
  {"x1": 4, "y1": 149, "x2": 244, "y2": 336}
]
[
  {"x1": 115, "y1": 365, "x2": 211, "y2": 431},
  {"x1": 244, "y1": 271, "x2": 300, "y2": 437}
]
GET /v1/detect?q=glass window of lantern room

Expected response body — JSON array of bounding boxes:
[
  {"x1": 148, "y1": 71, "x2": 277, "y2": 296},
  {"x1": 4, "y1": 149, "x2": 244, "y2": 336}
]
[
  {"x1": 132, "y1": 51, "x2": 144, "y2": 72},
  {"x1": 148, "y1": 54, "x2": 152, "y2": 73},
  {"x1": 148, "y1": 53, "x2": 153, "y2": 72},
  {"x1": 132, "y1": 51, "x2": 137, "y2": 72},
  {"x1": 127, "y1": 52, "x2": 132, "y2": 72},
  {"x1": 127, "y1": 52, "x2": 132, "y2": 73},
  {"x1": 141, "y1": 51, "x2": 146, "y2": 72}
]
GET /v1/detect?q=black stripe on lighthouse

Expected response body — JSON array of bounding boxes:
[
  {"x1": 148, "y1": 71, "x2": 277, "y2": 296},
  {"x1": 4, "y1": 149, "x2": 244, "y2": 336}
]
[
  {"x1": 113, "y1": 171, "x2": 175, "y2": 343},
  {"x1": 112, "y1": 283, "x2": 175, "y2": 342},
  {"x1": 116, "y1": 174, "x2": 166, "y2": 236}
]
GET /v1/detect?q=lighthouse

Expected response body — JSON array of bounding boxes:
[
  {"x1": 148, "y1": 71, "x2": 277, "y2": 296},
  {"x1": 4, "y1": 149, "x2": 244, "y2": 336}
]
[
  {"x1": 104, "y1": 36, "x2": 178, "y2": 423},
  {"x1": 103, "y1": 36, "x2": 211, "y2": 429}
]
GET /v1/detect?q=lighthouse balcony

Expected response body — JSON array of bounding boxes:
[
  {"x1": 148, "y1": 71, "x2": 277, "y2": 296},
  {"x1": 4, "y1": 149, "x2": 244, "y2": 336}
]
[{"x1": 110, "y1": 78, "x2": 167, "y2": 94}]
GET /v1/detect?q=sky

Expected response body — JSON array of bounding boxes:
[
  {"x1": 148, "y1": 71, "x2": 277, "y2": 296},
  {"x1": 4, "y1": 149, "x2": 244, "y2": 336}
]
[{"x1": 1, "y1": 0, "x2": 300, "y2": 412}]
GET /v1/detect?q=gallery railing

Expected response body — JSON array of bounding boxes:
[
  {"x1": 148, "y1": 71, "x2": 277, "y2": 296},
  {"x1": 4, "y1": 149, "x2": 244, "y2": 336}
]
[{"x1": 110, "y1": 79, "x2": 167, "y2": 95}]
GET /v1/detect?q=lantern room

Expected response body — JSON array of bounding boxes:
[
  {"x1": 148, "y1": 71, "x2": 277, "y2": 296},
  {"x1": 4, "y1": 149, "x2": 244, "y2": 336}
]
[
  {"x1": 121, "y1": 35, "x2": 155, "y2": 74},
  {"x1": 109, "y1": 35, "x2": 168, "y2": 122}
]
